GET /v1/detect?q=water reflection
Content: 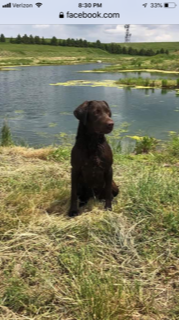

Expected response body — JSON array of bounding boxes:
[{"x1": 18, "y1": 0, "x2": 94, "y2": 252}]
[{"x1": 0, "y1": 64, "x2": 179, "y2": 146}]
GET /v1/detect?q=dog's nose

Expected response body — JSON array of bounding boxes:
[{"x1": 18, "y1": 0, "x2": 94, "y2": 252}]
[{"x1": 107, "y1": 120, "x2": 114, "y2": 130}]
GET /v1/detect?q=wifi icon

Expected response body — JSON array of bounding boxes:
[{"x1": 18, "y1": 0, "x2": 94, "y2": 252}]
[{"x1": 35, "y1": 2, "x2": 43, "y2": 7}]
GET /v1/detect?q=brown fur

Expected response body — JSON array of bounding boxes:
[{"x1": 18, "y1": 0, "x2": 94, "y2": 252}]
[{"x1": 68, "y1": 100, "x2": 119, "y2": 217}]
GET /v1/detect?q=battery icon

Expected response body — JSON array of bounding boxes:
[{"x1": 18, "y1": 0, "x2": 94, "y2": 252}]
[{"x1": 164, "y1": 2, "x2": 177, "y2": 7}]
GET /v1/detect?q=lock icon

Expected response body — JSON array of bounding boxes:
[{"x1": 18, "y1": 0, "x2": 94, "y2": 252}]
[{"x1": 59, "y1": 12, "x2": 64, "y2": 18}]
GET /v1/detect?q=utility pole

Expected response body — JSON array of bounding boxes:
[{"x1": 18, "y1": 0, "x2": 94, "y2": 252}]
[{"x1": 124, "y1": 25, "x2": 131, "y2": 42}]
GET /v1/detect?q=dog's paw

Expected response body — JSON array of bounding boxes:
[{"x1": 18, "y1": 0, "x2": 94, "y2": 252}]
[
  {"x1": 79, "y1": 200, "x2": 87, "y2": 208},
  {"x1": 105, "y1": 208, "x2": 112, "y2": 211},
  {"x1": 104, "y1": 205, "x2": 112, "y2": 211},
  {"x1": 68, "y1": 210, "x2": 79, "y2": 217}
]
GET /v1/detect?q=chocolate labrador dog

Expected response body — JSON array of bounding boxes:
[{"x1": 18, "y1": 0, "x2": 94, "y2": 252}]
[{"x1": 68, "y1": 100, "x2": 119, "y2": 217}]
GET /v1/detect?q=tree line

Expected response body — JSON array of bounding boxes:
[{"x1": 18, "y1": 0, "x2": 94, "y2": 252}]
[{"x1": 0, "y1": 33, "x2": 169, "y2": 56}]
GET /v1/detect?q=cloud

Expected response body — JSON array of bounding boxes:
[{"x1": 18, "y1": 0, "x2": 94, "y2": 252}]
[
  {"x1": 105, "y1": 25, "x2": 126, "y2": 34},
  {"x1": 33, "y1": 25, "x2": 50, "y2": 29},
  {"x1": 0, "y1": 24, "x2": 179, "y2": 42}
]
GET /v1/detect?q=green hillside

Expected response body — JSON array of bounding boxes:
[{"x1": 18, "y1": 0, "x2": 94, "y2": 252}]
[
  {"x1": 0, "y1": 42, "x2": 112, "y2": 66},
  {"x1": 0, "y1": 41, "x2": 179, "y2": 71},
  {"x1": 121, "y1": 42, "x2": 179, "y2": 52},
  {"x1": 0, "y1": 42, "x2": 110, "y2": 57}
]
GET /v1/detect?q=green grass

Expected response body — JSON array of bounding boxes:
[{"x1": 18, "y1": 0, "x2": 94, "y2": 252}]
[
  {"x1": 91, "y1": 54, "x2": 179, "y2": 73},
  {"x1": 0, "y1": 42, "x2": 179, "y2": 70},
  {"x1": 115, "y1": 77, "x2": 179, "y2": 89},
  {"x1": 0, "y1": 137, "x2": 179, "y2": 319},
  {"x1": 0, "y1": 42, "x2": 114, "y2": 66},
  {"x1": 0, "y1": 42, "x2": 110, "y2": 56},
  {"x1": 1, "y1": 121, "x2": 13, "y2": 146},
  {"x1": 4, "y1": 39, "x2": 179, "y2": 53},
  {"x1": 118, "y1": 41, "x2": 179, "y2": 52}
]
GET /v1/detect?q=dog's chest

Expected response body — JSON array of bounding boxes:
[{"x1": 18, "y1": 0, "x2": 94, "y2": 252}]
[{"x1": 81, "y1": 154, "x2": 106, "y2": 186}]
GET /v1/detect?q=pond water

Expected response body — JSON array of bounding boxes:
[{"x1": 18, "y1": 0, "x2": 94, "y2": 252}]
[{"x1": 0, "y1": 63, "x2": 179, "y2": 146}]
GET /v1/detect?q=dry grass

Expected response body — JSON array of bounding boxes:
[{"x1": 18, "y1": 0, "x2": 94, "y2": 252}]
[
  {"x1": 0, "y1": 146, "x2": 54, "y2": 160},
  {"x1": 0, "y1": 146, "x2": 179, "y2": 319}
]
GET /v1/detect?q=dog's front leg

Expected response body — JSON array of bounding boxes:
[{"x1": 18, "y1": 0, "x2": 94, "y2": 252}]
[
  {"x1": 104, "y1": 167, "x2": 113, "y2": 210},
  {"x1": 68, "y1": 167, "x2": 79, "y2": 217}
]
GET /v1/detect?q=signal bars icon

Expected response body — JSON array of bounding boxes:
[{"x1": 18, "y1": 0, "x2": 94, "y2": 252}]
[
  {"x1": 35, "y1": 2, "x2": 43, "y2": 7},
  {"x1": 142, "y1": 3, "x2": 148, "y2": 7},
  {"x1": 2, "y1": 2, "x2": 11, "y2": 7}
]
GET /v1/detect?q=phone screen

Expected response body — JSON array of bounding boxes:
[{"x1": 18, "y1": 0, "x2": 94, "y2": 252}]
[{"x1": 0, "y1": 1, "x2": 178, "y2": 318}]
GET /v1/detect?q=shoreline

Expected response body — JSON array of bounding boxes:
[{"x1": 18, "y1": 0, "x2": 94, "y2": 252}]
[
  {"x1": 49, "y1": 79, "x2": 179, "y2": 91},
  {"x1": 79, "y1": 68, "x2": 179, "y2": 74},
  {"x1": 0, "y1": 64, "x2": 179, "y2": 74}
]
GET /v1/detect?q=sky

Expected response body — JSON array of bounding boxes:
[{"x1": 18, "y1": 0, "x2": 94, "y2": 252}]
[{"x1": 0, "y1": 24, "x2": 179, "y2": 42}]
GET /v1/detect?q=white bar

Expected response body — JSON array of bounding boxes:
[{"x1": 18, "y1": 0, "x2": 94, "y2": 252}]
[{"x1": 0, "y1": 0, "x2": 178, "y2": 24}]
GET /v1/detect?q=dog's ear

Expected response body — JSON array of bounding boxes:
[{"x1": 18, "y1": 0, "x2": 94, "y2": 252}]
[
  {"x1": 103, "y1": 101, "x2": 112, "y2": 117},
  {"x1": 103, "y1": 100, "x2": 109, "y2": 107},
  {"x1": 74, "y1": 101, "x2": 89, "y2": 125}
]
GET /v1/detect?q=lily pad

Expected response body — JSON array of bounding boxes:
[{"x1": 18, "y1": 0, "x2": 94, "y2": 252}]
[
  {"x1": 14, "y1": 110, "x2": 24, "y2": 114},
  {"x1": 60, "y1": 112, "x2": 73, "y2": 115},
  {"x1": 126, "y1": 135, "x2": 143, "y2": 141},
  {"x1": 48, "y1": 122, "x2": 57, "y2": 128},
  {"x1": 50, "y1": 80, "x2": 121, "y2": 88}
]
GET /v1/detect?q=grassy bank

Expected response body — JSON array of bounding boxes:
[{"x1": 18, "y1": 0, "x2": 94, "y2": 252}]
[
  {"x1": 49, "y1": 79, "x2": 179, "y2": 94},
  {"x1": 0, "y1": 137, "x2": 179, "y2": 319},
  {"x1": 0, "y1": 42, "x2": 179, "y2": 71},
  {"x1": 117, "y1": 41, "x2": 179, "y2": 52},
  {"x1": 90, "y1": 54, "x2": 179, "y2": 73},
  {"x1": 115, "y1": 77, "x2": 179, "y2": 89},
  {"x1": 0, "y1": 42, "x2": 115, "y2": 67}
]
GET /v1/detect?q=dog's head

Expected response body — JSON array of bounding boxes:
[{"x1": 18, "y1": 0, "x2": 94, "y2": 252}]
[{"x1": 74, "y1": 100, "x2": 114, "y2": 134}]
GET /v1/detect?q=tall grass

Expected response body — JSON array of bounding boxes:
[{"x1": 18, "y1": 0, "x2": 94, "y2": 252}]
[
  {"x1": 1, "y1": 121, "x2": 13, "y2": 146},
  {"x1": 116, "y1": 77, "x2": 179, "y2": 88},
  {"x1": 1, "y1": 128, "x2": 179, "y2": 318},
  {"x1": 0, "y1": 42, "x2": 179, "y2": 70},
  {"x1": 134, "y1": 136, "x2": 158, "y2": 154}
]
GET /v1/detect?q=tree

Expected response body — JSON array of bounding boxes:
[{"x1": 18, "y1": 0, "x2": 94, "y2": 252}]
[
  {"x1": 51, "y1": 36, "x2": 57, "y2": 46},
  {"x1": 0, "y1": 34, "x2": 6, "y2": 42},
  {"x1": 29, "y1": 35, "x2": 34, "y2": 44},
  {"x1": 146, "y1": 49, "x2": 155, "y2": 56},
  {"x1": 66, "y1": 38, "x2": 72, "y2": 46},
  {"x1": 41, "y1": 37, "x2": 46, "y2": 45},
  {"x1": 139, "y1": 49, "x2": 146, "y2": 56},
  {"x1": 22, "y1": 34, "x2": 29, "y2": 44},
  {"x1": 79, "y1": 38, "x2": 84, "y2": 47},
  {"x1": 58, "y1": 39, "x2": 63, "y2": 46},
  {"x1": 83, "y1": 40, "x2": 88, "y2": 47},
  {"x1": 110, "y1": 43, "x2": 119, "y2": 54},
  {"x1": 116, "y1": 45, "x2": 122, "y2": 54},
  {"x1": 62, "y1": 40, "x2": 66, "y2": 46},
  {"x1": 95, "y1": 40, "x2": 102, "y2": 48},
  {"x1": 122, "y1": 46, "x2": 127, "y2": 54},
  {"x1": 34, "y1": 36, "x2": 41, "y2": 44},
  {"x1": 105, "y1": 44, "x2": 110, "y2": 53},
  {"x1": 15, "y1": 34, "x2": 22, "y2": 44},
  {"x1": 127, "y1": 47, "x2": 133, "y2": 55}
]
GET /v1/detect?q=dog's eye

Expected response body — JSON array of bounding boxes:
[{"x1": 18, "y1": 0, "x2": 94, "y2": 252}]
[{"x1": 96, "y1": 109, "x2": 101, "y2": 114}]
